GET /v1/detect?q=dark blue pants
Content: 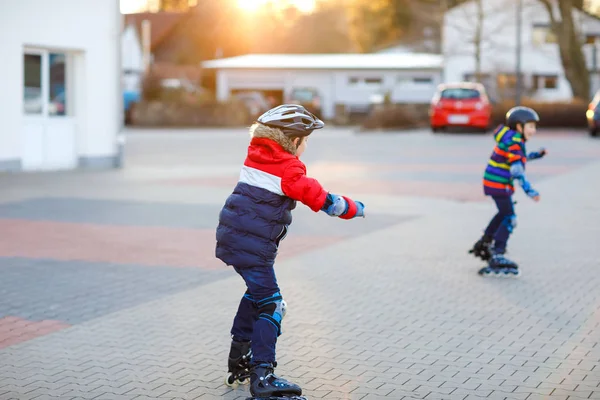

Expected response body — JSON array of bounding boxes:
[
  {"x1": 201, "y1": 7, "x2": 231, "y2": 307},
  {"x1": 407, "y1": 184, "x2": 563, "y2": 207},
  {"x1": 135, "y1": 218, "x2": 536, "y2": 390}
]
[
  {"x1": 484, "y1": 196, "x2": 516, "y2": 254},
  {"x1": 230, "y1": 266, "x2": 281, "y2": 365}
]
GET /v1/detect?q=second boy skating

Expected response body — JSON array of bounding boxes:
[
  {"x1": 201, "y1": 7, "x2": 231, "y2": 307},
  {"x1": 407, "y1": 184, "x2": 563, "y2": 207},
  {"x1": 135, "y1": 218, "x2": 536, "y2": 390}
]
[{"x1": 470, "y1": 106, "x2": 547, "y2": 277}]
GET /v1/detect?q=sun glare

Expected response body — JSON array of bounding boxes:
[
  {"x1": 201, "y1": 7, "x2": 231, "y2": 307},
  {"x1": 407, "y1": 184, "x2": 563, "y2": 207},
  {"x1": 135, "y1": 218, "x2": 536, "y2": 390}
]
[{"x1": 236, "y1": 0, "x2": 316, "y2": 13}]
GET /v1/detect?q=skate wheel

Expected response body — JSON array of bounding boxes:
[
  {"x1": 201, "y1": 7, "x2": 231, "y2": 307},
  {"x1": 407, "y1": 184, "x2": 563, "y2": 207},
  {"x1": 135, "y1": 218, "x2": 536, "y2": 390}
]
[{"x1": 225, "y1": 373, "x2": 239, "y2": 388}]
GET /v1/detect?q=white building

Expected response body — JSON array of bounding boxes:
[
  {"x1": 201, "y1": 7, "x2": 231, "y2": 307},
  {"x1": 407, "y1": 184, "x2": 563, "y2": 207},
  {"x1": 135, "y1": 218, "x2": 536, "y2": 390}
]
[
  {"x1": 443, "y1": 0, "x2": 600, "y2": 101},
  {"x1": 0, "y1": 0, "x2": 122, "y2": 172},
  {"x1": 202, "y1": 53, "x2": 443, "y2": 119}
]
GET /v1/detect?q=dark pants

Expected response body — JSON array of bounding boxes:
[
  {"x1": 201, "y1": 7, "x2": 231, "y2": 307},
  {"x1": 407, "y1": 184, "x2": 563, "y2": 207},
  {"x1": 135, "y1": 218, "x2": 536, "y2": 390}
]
[
  {"x1": 230, "y1": 266, "x2": 282, "y2": 365},
  {"x1": 484, "y1": 196, "x2": 516, "y2": 254}
]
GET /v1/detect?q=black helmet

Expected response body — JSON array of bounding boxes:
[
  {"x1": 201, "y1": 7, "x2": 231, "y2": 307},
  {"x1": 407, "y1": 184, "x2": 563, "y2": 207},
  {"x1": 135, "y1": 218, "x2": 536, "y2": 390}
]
[
  {"x1": 506, "y1": 106, "x2": 539, "y2": 130},
  {"x1": 257, "y1": 104, "x2": 324, "y2": 137}
]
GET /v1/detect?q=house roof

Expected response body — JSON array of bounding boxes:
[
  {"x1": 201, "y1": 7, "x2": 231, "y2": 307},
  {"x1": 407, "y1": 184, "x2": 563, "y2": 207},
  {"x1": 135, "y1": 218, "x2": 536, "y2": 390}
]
[
  {"x1": 123, "y1": 12, "x2": 186, "y2": 51},
  {"x1": 202, "y1": 53, "x2": 443, "y2": 70},
  {"x1": 375, "y1": 44, "x2": 415, "y2": 54}
]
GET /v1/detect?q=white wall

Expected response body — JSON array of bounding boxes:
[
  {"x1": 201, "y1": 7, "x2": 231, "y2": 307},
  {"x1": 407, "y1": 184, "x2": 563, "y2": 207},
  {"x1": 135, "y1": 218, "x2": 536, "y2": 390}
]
[
  {"x1": 285, "y1": 71, "x2": 335, "y2": 118},
  {"x1": 443, "y1": 0, "x2": 600, "y2": 101},
  {"x1": 0, "y1": 0, "x2": 121, "y2": 168}
]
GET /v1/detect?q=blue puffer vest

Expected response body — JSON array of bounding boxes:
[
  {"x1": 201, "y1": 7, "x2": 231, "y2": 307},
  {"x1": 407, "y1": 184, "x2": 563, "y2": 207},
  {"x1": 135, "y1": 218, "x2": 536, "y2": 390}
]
[
  {"x1": 215, "y1": 124, "x2": 302, "y2": 269},
  {"x1": 216, "y1": 181, "x2": 296, "y2": 268}
]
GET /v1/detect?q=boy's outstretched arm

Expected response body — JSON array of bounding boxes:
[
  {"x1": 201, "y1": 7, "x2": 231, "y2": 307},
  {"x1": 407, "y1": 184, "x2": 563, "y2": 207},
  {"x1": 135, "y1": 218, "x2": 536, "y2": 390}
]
[
  {"x1": 281, "y1": 164, "x2": 365, "y2": 219},
  {"x1": 510, "y1": 161, "x2": 540, "y2": 200}
]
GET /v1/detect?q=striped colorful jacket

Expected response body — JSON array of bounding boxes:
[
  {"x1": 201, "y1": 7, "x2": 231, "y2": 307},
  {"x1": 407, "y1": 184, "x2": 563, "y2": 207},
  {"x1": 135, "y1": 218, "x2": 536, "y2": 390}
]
[{"x1": 483, "y1": 125, "x2": 527, "y2": 197}]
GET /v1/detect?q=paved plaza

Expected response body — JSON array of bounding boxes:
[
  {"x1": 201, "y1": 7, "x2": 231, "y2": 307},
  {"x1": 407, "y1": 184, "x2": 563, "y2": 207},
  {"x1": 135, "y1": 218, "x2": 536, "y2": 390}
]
[{"x1": 1, "y1": 127, "x2": 600, "y2": 400}]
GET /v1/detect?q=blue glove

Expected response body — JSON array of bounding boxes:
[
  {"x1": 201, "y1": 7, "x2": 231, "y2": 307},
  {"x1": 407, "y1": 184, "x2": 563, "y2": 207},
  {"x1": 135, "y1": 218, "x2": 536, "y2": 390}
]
[
  {"x1": 321, "y1": 193, "x2": 348, "y2": 217},
  {"x1": 355, "y1": 201, "x2": 365, "y2": 218},
  {"x1": 510, "y1": 162, "x2": 539, "y2": 199},
  {"x1": 524, "y1": 186, "x2": 540, "y2": 198},
  {"x1": 528, "y1": 148, "x2": 546, "y2": 160}
]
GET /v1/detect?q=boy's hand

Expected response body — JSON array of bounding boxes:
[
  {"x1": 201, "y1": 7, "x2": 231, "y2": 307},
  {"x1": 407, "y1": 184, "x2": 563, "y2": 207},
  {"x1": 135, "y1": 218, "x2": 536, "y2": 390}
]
[
  {"x1": 526, "y1": 187, "x2": 540, "y2": 201},
  {"x1": 528, "y1": 148, "x2": 547, "y2": 160},
  {"x1": 321, "y1": 193, "x2": 347, "y2": 217},
  {"x1": 321, "y1": 193, "x2": 365, "y2": 219},
  {"x1": 355, "y1": 201, "x2": 365, "y2": 218}
]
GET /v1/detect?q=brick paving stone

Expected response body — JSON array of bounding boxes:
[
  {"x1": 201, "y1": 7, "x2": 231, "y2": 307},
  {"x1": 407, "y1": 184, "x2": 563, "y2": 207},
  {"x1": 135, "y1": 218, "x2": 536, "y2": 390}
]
[{"x1": 1, "y1": 129, "x2": 600, "y2": 399}]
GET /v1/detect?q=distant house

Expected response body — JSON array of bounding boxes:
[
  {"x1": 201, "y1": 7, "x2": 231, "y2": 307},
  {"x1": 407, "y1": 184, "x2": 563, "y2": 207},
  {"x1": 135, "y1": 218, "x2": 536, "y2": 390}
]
[
  {"x1": 202, "y1": 53, "x2": 443, "y2": 119},
  {"x1": 443, "y1": 0, "x2": 600, "y2": 101}
]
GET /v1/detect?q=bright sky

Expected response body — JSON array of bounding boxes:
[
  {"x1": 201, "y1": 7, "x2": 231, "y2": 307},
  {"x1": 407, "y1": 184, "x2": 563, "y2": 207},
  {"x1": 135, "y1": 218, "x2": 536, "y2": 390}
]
[{"x1": 120, "y1": 0, "x2": 316, "y2": 14}]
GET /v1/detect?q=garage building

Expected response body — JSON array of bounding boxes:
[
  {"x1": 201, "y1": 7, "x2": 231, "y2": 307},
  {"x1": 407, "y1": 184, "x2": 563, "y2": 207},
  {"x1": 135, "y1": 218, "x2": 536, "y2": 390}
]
[{"x1": 202, "y1": 53, "x2": 443, "y2": 120}]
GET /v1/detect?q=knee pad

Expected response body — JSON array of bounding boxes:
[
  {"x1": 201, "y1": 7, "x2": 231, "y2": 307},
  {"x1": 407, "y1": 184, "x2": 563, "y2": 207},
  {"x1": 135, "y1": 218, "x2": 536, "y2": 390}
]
[
  {"x1": 502, "y1": 215, "x2": 517, "y2": 232},
  {"x1": 256, "y1": 292, "x2": 286, "y2": 336}
]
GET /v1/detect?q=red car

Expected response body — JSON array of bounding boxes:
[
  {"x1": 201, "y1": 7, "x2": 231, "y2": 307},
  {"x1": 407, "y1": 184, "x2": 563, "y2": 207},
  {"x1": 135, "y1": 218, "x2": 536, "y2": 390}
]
[{"x1": 429, "y1": 82, "x2": 492, "y2": 133}]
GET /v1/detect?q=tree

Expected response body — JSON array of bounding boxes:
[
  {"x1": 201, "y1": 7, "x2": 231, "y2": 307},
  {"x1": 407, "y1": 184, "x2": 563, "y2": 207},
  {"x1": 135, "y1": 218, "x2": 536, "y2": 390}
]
[
  {"x1": 345, "y1": 0, "x2": 472, "y2": 53},
  {"x1": 443, "y1": 0, "x2": 516, "y2": 85},
  {"x1": 346, "y1": 0, "x2": 412, "y2": 52},
  {"x1": 280, "y1": 0, "x2": 356, "y2": 53},
  {"x1": 538, "y1": 0, "x2": 590, "y2": 99}
]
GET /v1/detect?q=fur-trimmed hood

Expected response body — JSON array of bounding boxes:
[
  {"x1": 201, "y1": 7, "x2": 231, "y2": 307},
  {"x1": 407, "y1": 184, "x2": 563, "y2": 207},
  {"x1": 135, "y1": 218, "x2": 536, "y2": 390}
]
[{"x1": 249, "y1": 123, "x2": 297, "y2": 155}]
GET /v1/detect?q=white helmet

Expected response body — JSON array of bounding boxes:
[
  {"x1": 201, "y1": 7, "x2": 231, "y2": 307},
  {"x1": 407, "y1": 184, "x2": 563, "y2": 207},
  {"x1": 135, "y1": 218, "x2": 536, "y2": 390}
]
[{"x1": 257, "y1": 104, "x2": 324, "y2": 137}]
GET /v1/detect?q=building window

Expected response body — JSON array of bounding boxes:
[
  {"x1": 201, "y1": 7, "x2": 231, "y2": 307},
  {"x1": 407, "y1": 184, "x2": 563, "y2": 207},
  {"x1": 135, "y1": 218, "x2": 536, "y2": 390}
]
[
  {"x1": 413, "y1": 77, "x2": 433, "y2": 84},
  {"x1": 543, "y1": 76, "x2": 558, "y2": 89},
  {"x1": 23, "y1": 50, "x2": 68, "y2": 117},
  {"x1": 532, "y1": 24, "x2": 557, "y2": 45},
  {"x1": 497, "y1": 73, "x2": 519, "y2": 89},
  {"x1": 348, "y1": 76, "x2": 383, "y2": 86},
  {"x1": 364, "y1": 77, "x2": 382, "y2": 85},
  {"x1": 533, "y1": 74, "x2": 558, "y2": 90},
  {"x1": 349, "y1": 77, "x2": 382, "y2": 85},
  {"x1": 23, "y1": 54, "x2": 42, "y2": 115},
  {"x1": 49, "y1": 53, "x2": 67, "y2": 116},
  {"x1": 586, "y1": 34, "x2": 600, "y2": 45}
]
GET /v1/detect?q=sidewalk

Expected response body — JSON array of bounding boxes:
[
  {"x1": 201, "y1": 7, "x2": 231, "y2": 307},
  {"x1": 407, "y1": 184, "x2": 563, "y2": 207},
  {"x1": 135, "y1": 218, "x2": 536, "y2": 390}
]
[{"x1": 1, "y1": 129, "x2": 599, "y2": 400}]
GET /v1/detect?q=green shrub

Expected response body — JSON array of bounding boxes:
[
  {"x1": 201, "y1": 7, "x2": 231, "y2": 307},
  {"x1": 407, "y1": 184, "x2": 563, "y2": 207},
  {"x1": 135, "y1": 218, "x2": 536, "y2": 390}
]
[
  {"x1": 491, "y1": 99, "x2": 588, "y2": 128},
  {"x1": 131, "y1": 99, "x2": 252, "y2": 127},
  {"x1": 361, "y1": 104, "x2": 430, "y2": 131}
]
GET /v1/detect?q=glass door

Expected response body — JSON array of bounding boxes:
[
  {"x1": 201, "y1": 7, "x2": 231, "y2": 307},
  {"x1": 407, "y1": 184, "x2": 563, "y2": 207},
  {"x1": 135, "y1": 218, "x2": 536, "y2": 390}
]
[{"x1": 22, "y1": 48, "x2": 75, "y2": 170}]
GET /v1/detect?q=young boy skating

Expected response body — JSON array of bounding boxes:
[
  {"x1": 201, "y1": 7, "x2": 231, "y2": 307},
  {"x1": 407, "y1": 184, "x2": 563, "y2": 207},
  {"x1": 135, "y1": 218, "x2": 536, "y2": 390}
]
[
  {"x1": 470, "y1": 106, "x2": 547, "y2": 277},
  {"x1": 216, "y1": 104, "x2": 365, "y2": 399}
]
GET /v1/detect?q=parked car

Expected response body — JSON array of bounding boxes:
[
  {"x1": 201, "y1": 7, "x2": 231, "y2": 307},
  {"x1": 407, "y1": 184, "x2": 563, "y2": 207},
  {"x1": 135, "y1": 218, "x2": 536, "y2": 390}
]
[
  {"x1": 286, "y1": 88, "x2": 322, "y2": 118},
  {"x1": 586, "y1": 89, "x2": 600, "y2": 137},
  {"x1": 429, "y1": 82, "x2": 492, "y2": 133}
]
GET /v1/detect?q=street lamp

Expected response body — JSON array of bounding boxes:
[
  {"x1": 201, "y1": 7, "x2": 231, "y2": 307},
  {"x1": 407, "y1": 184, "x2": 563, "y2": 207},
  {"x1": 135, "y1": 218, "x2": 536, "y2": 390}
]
[{"x1": 515, "y1": 0, "x2": 523, "y2": 105}]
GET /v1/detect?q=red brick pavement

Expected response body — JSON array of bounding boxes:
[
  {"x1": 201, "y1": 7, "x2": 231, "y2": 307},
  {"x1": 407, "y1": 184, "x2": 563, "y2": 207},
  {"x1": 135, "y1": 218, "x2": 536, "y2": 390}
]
[
  {"x1": 0, "y1": 316, "x2": 70, "y2": 349},
  {"x1": 0, "y1": 219, "x2": 344, "y2": 269}
]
